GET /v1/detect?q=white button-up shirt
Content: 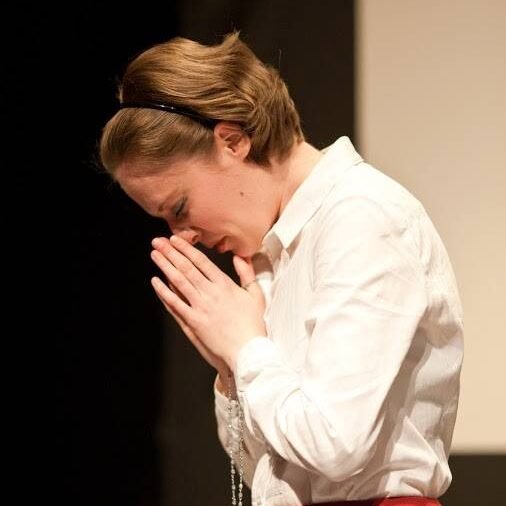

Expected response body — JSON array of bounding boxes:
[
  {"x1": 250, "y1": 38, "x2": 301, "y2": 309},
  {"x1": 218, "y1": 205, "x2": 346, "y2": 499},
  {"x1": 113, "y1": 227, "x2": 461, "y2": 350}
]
[{"x1": 214, "y1": 136, "x2": 464, "y2": 506}]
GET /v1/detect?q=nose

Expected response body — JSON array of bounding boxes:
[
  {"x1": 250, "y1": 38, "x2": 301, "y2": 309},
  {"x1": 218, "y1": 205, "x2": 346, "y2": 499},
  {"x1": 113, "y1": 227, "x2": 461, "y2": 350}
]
[{"x1": 173, "y1": 228, "x2": 199, "y2": 245}]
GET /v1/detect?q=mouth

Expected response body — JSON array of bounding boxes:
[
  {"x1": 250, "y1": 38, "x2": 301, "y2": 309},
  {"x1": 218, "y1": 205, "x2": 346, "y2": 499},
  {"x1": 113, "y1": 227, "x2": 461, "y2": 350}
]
[{"x1": 215, "y1": 237, "x2": 228, "y2": 253}]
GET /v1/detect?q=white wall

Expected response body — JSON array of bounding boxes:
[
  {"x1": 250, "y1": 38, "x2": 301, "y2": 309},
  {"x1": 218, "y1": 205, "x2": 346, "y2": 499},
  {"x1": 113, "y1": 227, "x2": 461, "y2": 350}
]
[{"x1": 356, "y1": 0, "x2": 506, "y2": 452}]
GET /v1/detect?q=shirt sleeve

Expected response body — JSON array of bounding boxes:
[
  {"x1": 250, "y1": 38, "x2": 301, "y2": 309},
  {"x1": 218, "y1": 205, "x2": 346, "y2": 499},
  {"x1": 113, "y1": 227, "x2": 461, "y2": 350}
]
[
  {"x1": 213, "y1": 373, "x2": 268, "y2": 489},
  {"x1": 233, "y1": 197, "x2": 429, "y2": 482}
]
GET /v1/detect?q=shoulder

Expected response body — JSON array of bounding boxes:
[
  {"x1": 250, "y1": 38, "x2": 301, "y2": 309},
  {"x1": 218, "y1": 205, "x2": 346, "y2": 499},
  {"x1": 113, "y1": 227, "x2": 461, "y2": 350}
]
[
  {"x1": 301, "y1": 161, "x2": 430, "y2": 280},
  {"x1": 316, "y1": 161, "x2": 425, "y2": 237}
]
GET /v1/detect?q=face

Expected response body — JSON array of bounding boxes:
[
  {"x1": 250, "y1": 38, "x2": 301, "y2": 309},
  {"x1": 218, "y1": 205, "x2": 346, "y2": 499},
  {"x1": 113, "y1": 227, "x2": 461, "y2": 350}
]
[{"x1": 116, "y1": 150, "x2": 280, "y2": 257}]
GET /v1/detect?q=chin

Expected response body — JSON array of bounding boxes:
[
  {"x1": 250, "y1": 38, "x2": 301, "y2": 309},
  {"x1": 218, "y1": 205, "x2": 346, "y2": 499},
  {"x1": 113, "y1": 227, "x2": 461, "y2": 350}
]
[
  {"x1": 235, "y1": 244, "x2": 260, "y2": 258},
  {"x1": 226, "y1": 236, "x2": 263, "y2": 258}
]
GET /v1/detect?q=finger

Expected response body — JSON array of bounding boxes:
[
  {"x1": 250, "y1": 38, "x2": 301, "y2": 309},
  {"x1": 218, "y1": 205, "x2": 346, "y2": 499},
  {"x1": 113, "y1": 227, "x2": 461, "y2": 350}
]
[
  {"x1": 153, "y1": 285, "x2": 217, "y2": 365},
  {"x1": 152, "y1": 237, "x2": 215, "y2": 289},
  {"x1": 150, "y1": 274, "x2": 195, "y2": 323},
  {"x1": 233, "y1": 254, "x2": 264, "y2": 301},
  {"x1": 168, "y1": 235, "x2": 226, "y2": 283},
  {"x1": 151, "y1": 248, "x2": 204, "y2": 305},
  {"x1": 168, "y1": 281, "x2": 189, "y2": 305},
  {"x1": 233, "y1": 255, "x2": 258, "y2": 287},
  {"x1": 169, "y1": 309, "x2": 210, "y2": 358},
  {"x1": 157, "y1": 289, "x2": 194, "y2": 337}
]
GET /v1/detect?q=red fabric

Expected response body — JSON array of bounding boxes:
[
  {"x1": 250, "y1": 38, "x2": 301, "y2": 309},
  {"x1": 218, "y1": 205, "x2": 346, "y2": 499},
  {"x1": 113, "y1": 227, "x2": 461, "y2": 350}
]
[{"x1": 307, "y1": 497, "x2": 441, "y2": 506}]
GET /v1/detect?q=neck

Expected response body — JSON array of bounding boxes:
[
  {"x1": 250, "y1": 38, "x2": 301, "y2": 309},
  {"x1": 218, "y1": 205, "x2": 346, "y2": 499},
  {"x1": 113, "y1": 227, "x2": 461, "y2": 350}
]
[{"x1": 274, "y1": 141, "x2": 323, "y2": 216}]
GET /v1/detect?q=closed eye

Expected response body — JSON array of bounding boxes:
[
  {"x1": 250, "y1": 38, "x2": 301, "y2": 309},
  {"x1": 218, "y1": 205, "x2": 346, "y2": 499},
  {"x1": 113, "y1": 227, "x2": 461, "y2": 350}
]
[{"x1": 174, "y1": 197, "x2": 187, "y2": 219}]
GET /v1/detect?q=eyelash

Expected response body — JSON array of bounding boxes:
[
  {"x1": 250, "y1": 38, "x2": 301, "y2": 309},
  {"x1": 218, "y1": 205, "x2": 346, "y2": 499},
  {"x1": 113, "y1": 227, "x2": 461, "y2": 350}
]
[{"x1": 174, "y1": 197, "x2": 187, "y2": 219}]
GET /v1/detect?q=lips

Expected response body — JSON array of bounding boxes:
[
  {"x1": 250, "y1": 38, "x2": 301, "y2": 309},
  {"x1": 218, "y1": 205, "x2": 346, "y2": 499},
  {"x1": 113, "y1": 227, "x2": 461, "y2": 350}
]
[
  {"x1": 215, "y1": 237, "x2": 228, "y2": 253},
  {"x1": 204, "y1": 236, "x2": 230, "y2": 253}
]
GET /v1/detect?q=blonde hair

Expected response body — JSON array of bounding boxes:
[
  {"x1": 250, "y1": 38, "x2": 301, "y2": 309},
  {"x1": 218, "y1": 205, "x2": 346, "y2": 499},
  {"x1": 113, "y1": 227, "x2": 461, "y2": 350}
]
[{"x1": 99, "y1": 31, "x2": 304, "y2": 176}]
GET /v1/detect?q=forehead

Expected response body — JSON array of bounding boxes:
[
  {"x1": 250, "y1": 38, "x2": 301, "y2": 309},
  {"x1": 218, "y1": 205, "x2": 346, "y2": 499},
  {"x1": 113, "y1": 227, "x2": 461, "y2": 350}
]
[{"x1": 116, "y1": 163, "x2": 182, "y2": 217}]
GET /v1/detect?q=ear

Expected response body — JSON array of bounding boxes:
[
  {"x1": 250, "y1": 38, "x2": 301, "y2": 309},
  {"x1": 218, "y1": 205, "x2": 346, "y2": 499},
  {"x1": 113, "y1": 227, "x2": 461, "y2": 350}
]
[{"x1": 213, "y1": 122, "x2": 251, "y2": 161}]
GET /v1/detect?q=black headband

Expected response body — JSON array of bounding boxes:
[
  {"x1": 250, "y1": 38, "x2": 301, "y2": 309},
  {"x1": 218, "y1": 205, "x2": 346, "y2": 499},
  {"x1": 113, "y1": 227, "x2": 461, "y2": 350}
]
[{"x1": 119, "y1": 101, "x2": 218, "y2": 129}]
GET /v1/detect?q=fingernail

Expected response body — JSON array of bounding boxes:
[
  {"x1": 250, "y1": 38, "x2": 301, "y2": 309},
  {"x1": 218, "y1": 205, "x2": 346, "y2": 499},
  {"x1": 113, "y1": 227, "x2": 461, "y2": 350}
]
[{"x1": 152, "y1": 237, "x2": 162, "y2": 247}]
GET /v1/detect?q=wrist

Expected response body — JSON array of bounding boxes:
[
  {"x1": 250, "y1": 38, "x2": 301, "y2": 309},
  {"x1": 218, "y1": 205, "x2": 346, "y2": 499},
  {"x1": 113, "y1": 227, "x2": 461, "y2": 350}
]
[
  {"x1": 216, "y1": 370, "x2": 237, "y2": 399},
  {"x1": 225, "y1": 333, "x2": 258, "y2": 372}
]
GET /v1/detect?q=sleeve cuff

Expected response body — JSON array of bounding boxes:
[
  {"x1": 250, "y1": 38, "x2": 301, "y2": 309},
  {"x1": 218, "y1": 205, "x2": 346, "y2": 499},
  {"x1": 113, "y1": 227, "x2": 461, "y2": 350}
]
[
  {"x1": 213, "y1": 372, "x2": 232, "y2": 418},
  {"x1": 233, "y1": 336, "x2": 281, "y2": 392}
]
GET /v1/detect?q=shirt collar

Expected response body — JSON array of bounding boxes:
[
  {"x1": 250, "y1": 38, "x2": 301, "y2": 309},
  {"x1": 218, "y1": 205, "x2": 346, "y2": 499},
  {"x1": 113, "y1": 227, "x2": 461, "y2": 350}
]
[{"x1": 260, "y1": 136, "x2": 363, "y2": 261}]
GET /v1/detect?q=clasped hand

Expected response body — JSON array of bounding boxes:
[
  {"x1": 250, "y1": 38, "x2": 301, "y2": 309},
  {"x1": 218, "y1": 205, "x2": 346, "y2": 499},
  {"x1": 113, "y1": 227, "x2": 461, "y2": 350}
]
[{"x1": 150, "y1": 235, "x2": 266, "y2": 374}]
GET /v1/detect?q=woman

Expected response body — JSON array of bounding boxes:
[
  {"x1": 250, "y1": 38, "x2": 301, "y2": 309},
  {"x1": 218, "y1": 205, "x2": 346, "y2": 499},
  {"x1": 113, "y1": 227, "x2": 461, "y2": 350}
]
[{"x1": 99, "y1": 32, "x2": 463, "y2": 506}]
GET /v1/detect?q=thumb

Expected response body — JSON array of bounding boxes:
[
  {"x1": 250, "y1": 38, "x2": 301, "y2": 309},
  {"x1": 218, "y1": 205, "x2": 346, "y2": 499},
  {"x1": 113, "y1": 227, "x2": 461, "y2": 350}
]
[
  {"x1": 233, "y1": 255, "x2": 265, "y2": 309},
  {"x1": 232, "y1": 255, "x2": 255, "y2": 286}
]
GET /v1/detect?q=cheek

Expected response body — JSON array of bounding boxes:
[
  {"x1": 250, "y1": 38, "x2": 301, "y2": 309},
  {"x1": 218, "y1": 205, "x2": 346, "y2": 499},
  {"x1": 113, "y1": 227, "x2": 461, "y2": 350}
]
[
  {"x1": 190, "y1": 205, "x2": 228, "y2": 231},
  {"x1": 192, "y1": 195, "x2": 260, "y2": 234}
]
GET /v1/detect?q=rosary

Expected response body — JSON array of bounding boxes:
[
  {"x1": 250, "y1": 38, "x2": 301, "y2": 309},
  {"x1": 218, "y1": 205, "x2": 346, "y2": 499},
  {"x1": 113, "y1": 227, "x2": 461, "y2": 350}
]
[{"x1": 227, "y1": 371, "x2": 245, "y2": 506}]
